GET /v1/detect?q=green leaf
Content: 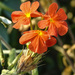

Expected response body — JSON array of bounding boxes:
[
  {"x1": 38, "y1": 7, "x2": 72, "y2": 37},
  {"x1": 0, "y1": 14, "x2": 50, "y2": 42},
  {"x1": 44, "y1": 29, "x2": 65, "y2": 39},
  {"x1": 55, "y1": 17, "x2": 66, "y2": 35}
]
[
  {"x1": 1, "y1": 69, "x2": 17, "y2": 75},
  {"x1": 8, "y1": 50, "x2": 23, "y2": 70},
  {"x1": 0, "y1": 16, "x2": 12, "y2": 25},
  {"x1": 8, "y1": 48, "x2": 16, "y2": 66},
  {"x1": 32, "y1": 68, "x2": 39, "y2": 75}
]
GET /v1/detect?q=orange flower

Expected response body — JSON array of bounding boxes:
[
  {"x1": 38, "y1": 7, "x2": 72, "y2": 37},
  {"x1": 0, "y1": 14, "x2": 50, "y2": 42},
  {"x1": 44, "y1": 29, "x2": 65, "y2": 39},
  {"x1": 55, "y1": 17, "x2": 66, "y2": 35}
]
[
  {"x1": 11, "y1": 1, "x2": 40, "y2": 29},
  {"x1": 19, "y1": 30, "x2": 56, "y2": 54},
  {"x1": 38, "y1": 3, "x2": 68, "y2": 37}
]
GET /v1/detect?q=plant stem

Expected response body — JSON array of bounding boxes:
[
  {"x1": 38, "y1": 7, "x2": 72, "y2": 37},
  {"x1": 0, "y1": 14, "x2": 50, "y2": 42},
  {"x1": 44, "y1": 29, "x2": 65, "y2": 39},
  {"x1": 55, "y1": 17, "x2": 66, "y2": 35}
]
[
  {"x1": 57, "y1": 36, "x2": 63, "y2": 47},
  {"x1": 64, "y1": 49, "x2": 75, "y2": 73},
  {"x1": 57, "y1": 36, "x2": 75, "y2": 73},
  {"x1": 34, "y1": 24, "x2": 38, "y2": 30},
  {"x1": 0, "y1": 36, "x2": 12, "y2": 50},
  {"x1": 45, "y1": 27, "x2": 48, "y2": 31},
  {"x1": 8, "y1": 51, "x2": 23, "y2": 70},
  {"x1": 30, "y1": 17, "x2": 33, "y2": 30},
  {"x1": 3, "y1": 50, "x2": 26, "y2": 54},
  {"x1": 0, "y1": 40, "x2": 5, "y2": 67},
  {"x1": 68, "y1": 26, "x2": 75, "y2": 44}
]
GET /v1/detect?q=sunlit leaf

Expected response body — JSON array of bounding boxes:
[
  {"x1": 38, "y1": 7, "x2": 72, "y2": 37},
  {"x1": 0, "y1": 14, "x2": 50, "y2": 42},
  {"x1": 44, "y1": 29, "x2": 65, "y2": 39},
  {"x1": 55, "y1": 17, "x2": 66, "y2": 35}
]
[{"x1": 0, "y1": 16, "x2": 12, "y2": 25}]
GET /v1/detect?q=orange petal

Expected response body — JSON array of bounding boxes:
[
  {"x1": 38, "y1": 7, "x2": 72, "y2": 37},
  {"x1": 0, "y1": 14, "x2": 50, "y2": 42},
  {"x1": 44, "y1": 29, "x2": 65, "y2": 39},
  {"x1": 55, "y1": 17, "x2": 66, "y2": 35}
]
[
  {"x1": 29, "y1": 36, "x2": 39, "y2": 53},
  {"x1": 46, "y1": 37, "x2": 57, "y2": 47},
  {"x1": 13, "y1": 18, "x2": 30, "y2": 29},
  {"x1": 38, "y1": 20, "x2": 49, "y2": 29},
  {"x1": 19, "y1": 31, "x2": 37, "y2": 45},
  {"x1": 54, "y1": 8, "x2": 67, "y2": 21},
  {"x1": 57, "y1": 21, "x2": 68, "y2": 36},
  {"x1": 36, "y1": 37, "x2": 47, "y2": 54},
  {"x1": 54, "y1": 21, "x2": 61, "y2": 28},
  {"x1": 43, "y1": 11, "x2": 50, "y2": 19},
  {"x1": 48, "y1": 23, "x2": 57, "y2": 37},
  {"x1": 31, "y1": 11, "x2": 43, "y2": 17},
  {"x1": 20, "y1": 1, "x2": 30, "y2": 13},
  {"x1": 48, "y1": 3, "x2": 58, "y2": 17},
  {"x1": 21, "y1": 18, "x2": 30, "y2": 25},
  {"x1": 29, "y1": 36, "x2": 47, "y2": 54},
  {"x1": 41, "y1": 31, "x2": 49, "y2": 41},
  {"x1": 30, "y1": 1, "x2": 39, "y2": 13},
  {"x1": 11, "y1": 11, "x2": 24, "y2": 23},
  {"x1": 43, "y1": 14, "x2": 50, "y2": 20},
  {"x1": 13, "y1": 21, "x2": 21, "y2": 29},
  {"x1": 23, "y1": 30, "x2": 38, "y2": 34}
]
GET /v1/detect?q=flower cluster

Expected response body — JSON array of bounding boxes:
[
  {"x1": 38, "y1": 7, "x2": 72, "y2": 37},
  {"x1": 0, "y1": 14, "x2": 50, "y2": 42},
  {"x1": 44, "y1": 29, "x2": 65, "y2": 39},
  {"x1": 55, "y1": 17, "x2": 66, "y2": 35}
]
[{"x1": 11, "y1": 1, "x2": 68, "y2": 54}]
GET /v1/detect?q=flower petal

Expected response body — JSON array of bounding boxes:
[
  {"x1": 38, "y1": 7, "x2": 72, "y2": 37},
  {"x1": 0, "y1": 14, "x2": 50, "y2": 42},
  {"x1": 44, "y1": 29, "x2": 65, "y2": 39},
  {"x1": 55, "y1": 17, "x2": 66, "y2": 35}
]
[
  {"x1": 30, "y1": 1, "x2": 39, "y2": 13},
  {"x1": 48, "y1": 3, "x2": 58, "y2": 17},
  {"x1": 41, "y1": 31, "x2": 49, "y2": 41},
  {"x1": 53, "y1": 8, "x2": 67, "y2": 21},
  {"x1": 31, "y1": 11, "x2": 43, "y2": 17},
  {"x1": 57, "y1": 21, "x2": 68, "y2": 36},
  {"x1": 13, "y1": 18, "x2": 30, "y2": 29},
  {"x1": 38, "y1": 20, "x2": 49, "y2": 29},
  {"x1": 19, "y1": 31, "x2": 37, "y2": 45},
  {"x1": 43, "y1": 14, "x2": 50, "y2": 20},
  {"x1": 29, "y1": 36, "x2": 47, "y2": 54},
  {"x1": 48, "y1": 23, "x2": 57, "y2": 37},
  {"x1": 13, "y1": 20, "x2": 21, "y2": 29},
  {"x1": 20, "y1": 1, "x2": 30, "y2": 13},
  {"x1": 46, "y1": 37, "x2": 57, "y2": 47},
  {"x1": 11, "y1": 11, "x2": 24, "y2": 23},
  {"x1": 21, "y1": 18, "x2": 30, "y2": 25}
]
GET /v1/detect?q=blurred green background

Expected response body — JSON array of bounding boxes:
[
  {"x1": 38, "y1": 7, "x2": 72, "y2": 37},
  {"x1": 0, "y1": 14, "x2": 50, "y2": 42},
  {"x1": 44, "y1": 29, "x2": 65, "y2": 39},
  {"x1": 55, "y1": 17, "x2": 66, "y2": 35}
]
[{"x1": 0, "y1": 0, "x2": 75, "y2": 75}]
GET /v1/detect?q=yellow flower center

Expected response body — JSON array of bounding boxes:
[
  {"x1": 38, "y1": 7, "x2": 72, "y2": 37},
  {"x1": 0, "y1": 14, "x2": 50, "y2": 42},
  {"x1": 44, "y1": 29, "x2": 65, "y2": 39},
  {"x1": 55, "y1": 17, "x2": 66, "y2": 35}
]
[
  {"x1": 39, "y1": 31, "x2": 43, "y2": 36},
  {"x1": 26, "y1": 13, "x2": 30, "y2": 18},
  {"x1": 50, "y1": 18, "x2": 54, "y2": 22},
  {"x1": 37, "y1": 31, "x2": 43, "y2": 36}
]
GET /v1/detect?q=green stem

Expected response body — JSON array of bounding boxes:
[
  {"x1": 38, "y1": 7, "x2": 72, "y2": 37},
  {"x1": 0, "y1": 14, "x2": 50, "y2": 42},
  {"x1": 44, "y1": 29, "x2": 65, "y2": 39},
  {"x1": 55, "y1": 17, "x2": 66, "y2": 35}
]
[
  {"x1": 0, "y1": 36, "x2": 12, "y2": 50},
  {"x1": 3, "y1": 49, "x2": 26, "y2": 54},
  {"x1": 68, "y1": 26, "x2": 75, "y2": 44},
  {"x1": 8, "y1": 51, "x2": 23, "y2": 70},
  {"x1": 0, "y1": 40, "x2": 5, "y2": 67},
  {"x1": 30, "y1": 17, "x2": 33, "y2": 30},
  {"x1": 0, "y1": 1, "x2": 14, "y2": 12},
  {"x1": 1, "y1": 21, "x2": 7, "y2": 28},
  {"x1": 34, "y1": 24, "x2": 38, "y2": 30},
  {"x1": 45, "y1": 26, "x2": 48, "y2": 31}
]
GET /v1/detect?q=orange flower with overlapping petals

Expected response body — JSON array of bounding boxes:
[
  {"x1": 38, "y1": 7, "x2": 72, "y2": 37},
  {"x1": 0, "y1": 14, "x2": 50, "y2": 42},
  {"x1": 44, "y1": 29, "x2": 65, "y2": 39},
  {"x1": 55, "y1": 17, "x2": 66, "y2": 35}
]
[
  {"x1": 11, "y1": 1, "x2": 40, "y2": 29},
  {"x1": 38, "y1": 3, "x2": 68, "y2": 37},
  {"x1": 19, "y1": 30, "x2": 56, "y2": 54}
]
